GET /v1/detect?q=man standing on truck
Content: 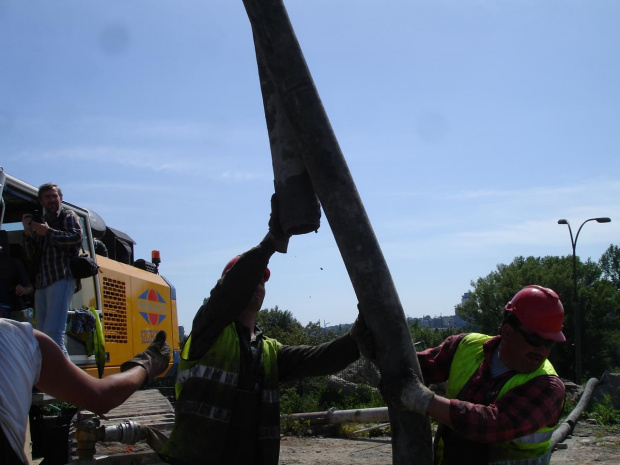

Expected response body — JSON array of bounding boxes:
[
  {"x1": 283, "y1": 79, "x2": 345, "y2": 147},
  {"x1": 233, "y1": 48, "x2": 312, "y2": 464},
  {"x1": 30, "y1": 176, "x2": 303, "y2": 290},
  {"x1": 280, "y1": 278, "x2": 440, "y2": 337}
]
[
  {"x1": 158, "y1": 195, "x2": 371, "y2": 465},
  {"x1": 21, "y1": 182, "x2": 82, "y2": 357},
  {"x1": 381, "y1": 285, "x2": 566, "y2": 465}
]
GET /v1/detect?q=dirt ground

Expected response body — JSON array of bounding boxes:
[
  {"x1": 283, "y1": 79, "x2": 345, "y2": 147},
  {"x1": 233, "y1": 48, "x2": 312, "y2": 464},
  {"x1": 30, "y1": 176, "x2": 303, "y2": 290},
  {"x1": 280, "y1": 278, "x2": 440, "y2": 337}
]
[
  {"x1": 278, "y1": 421, "x2": 620, "y2": 465},
  {"x1": 551, "y1": 421, "x2": 620, "y2": 464},
  {"x1": 29, "y1": 420, "x2": 619, "y2": 464}
]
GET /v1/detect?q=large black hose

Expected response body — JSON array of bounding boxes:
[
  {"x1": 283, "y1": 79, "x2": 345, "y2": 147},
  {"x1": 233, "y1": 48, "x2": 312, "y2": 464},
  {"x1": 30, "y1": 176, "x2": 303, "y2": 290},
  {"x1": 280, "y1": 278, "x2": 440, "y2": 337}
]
[{"x1": 241, "y1": 0, "x2": 432, "y2": 463}]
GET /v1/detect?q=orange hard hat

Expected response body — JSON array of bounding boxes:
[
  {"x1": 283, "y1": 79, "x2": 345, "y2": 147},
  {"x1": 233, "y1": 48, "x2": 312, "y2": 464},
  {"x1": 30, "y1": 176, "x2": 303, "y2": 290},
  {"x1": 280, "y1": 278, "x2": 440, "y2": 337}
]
[
  {"x1": 221, "y1": 255, "x2": 270, "y2": 282},
  {"x1": 505, "y1": 285, "x2": 565, "y2": 342}
]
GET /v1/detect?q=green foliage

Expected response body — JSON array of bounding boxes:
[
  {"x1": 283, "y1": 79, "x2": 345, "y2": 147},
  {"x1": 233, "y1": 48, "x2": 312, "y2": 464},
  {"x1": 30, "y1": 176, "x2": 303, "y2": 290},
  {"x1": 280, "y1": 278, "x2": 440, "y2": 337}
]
[
  {"x1": 257, "y1": 306, "x2": 333, "y2": 346},
  {"x1": 318, "y1": 382, "x2": 384, "y2": 411},
  {"x1": 280, "y1": 416, "x2": 312, "y2": 436},
  {"x1": 280, "y1": 377, "x2": 387, "y2": 436},
  {"x1": 600, "y1": 245, "x2": 620, "y2": 290},
  {"x1": 408, "y1": 319, "x2": 457, "y2": 351},
  {"x1": 280, "y1": 385, "x2": 321, "y2": 415},
  {"x1": 280, "y1": 375, "x2": 385, "y2": 416},
  {"x1": 561, "y1": 396, "x2": 577, "y2": 419},
  {"x1": 586, "y1": 395, "x2": 620, "y2": 426}
]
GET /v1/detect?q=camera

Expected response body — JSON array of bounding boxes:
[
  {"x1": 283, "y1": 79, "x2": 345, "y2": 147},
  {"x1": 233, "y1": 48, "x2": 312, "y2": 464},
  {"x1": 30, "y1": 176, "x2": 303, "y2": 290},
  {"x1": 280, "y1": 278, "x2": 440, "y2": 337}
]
[{"x1": 30, "y1": 210, "x2": 44, "y2": 223}]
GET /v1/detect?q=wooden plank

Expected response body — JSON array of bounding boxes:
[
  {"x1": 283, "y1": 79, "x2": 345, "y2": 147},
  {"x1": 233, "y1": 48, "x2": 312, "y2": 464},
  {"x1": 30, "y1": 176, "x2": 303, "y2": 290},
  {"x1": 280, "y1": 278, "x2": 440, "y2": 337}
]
[{"x1": 98, "y1": 389, "x2": 175, "y2": 430}]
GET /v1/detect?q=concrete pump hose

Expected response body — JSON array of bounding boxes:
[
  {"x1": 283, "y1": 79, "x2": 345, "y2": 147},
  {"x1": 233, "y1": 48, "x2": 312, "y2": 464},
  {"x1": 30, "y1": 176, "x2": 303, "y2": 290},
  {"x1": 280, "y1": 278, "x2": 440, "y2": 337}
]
[{"x1": 550, "y1": 377, "x2": 599, "y2": 450}]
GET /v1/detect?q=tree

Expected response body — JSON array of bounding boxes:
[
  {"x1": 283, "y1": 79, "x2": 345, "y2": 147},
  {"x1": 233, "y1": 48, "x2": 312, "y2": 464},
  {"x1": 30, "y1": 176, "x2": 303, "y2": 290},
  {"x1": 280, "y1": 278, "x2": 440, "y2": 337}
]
[
  {"x1": 256, "y1": 306, "x2": 332, "y2": 346},
  {"x1": 600, "y1": 244, "x2": 620, "y2": 290},
  {"x1": 408, "y1": 319, "x2": 455, "y2": 352}
]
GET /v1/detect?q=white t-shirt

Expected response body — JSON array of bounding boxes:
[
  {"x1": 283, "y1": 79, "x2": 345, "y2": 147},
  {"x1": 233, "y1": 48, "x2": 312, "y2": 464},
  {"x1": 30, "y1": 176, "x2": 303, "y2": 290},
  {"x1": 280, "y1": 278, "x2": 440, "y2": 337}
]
[{"x1": 0, "y1": 319, "x2": 42, "y2": 463}]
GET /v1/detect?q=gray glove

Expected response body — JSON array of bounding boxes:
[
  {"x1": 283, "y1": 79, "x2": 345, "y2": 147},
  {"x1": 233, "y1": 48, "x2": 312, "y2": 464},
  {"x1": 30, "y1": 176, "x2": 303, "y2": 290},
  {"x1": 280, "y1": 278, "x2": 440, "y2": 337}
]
[
  {"x1": 121, "y1": 330, "x2": 171, "y2": 384},
  {"x1": 379, "y1": 369, "x2": 434, "y2": 415},
  {"x1": 266, "y1": 193, "x2": 291, "y2": 253},
  {"x1": 350, "y1": 312, "x2": 377, "y2": 362}
]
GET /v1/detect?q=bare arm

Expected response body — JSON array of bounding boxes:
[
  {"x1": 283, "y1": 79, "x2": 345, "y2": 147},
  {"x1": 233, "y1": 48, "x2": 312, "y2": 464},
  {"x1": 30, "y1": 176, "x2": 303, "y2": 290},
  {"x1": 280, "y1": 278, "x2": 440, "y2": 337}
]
[{"x1": 34, "y1": 330, "x2": 147, "y2": 415}]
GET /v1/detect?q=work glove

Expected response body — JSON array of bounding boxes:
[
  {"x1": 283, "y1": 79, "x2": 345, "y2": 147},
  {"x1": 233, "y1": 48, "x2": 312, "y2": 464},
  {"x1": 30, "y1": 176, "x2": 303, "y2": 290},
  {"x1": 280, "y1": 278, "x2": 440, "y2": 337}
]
[
  {"x1": 350, "y1": 312, "x2": 377, "y2": 362},
  {"x1": 379, "y1": 369, "x2": 434, "y2": 416},
  {"x1": 266, "y1": 193, "x2": 291, "y2": 253},
  {"x1": 120, "y1": 331, "x2": 171, "y2": 385}
]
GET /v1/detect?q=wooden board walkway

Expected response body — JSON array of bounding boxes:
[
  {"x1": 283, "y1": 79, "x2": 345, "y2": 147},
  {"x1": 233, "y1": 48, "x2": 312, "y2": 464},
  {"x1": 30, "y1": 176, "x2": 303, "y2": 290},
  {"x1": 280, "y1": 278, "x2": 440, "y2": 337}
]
[{"x1": 98, "y1": 388, "x2": 175, "y2": 431}]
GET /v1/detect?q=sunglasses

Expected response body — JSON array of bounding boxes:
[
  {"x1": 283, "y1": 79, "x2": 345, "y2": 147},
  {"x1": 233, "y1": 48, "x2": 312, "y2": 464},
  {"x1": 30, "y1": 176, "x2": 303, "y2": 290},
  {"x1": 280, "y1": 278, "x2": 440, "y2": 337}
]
[{"x1": 514, "y1": 325, "x2": 555, "y2": 349}]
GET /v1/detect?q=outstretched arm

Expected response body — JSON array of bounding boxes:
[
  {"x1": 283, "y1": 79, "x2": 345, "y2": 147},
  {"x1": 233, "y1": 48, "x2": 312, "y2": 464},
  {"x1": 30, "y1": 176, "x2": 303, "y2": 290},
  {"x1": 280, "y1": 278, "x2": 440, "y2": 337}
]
[
  {"x1": 277, "y1": 333, "x2": 360, "y2": 382},
  {"x1": 35, "y1": 331, "x2": 154, "y2": 415}
]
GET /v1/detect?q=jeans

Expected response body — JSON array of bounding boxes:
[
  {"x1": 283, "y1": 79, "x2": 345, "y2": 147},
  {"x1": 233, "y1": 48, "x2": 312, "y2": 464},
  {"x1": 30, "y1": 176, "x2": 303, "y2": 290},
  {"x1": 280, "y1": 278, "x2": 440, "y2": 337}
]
[{"x1": 34, "y1": 277, "x2": 75, "y2": 358}]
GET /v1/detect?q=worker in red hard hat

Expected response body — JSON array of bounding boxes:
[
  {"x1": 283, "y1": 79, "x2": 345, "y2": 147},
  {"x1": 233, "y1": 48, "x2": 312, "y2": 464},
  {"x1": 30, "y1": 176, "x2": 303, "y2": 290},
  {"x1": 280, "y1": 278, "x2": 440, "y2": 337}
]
[
  {"x1": 159, "y1": 194, "x2": 371, "y2": 465},
  {"x1": 502, "y1": 285, "x2": 566, "y2": 374},
  {"x1": 380, "y1": 284, "x2": 566, "y2": 465}
]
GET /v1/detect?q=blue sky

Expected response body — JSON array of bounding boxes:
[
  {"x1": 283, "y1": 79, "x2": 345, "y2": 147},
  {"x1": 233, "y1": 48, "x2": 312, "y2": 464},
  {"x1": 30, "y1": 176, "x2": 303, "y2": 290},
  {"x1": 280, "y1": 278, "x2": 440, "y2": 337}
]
[{"x1": 1, "y1": 0, "x2": 619, "y2": 331}]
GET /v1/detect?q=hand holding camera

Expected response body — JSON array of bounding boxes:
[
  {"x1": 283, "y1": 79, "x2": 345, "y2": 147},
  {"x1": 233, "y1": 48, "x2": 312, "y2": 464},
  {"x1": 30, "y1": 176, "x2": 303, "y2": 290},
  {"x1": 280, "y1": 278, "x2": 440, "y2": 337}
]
[{"x1": 22, "y1": 211, "x2": 48, "y2": 237}]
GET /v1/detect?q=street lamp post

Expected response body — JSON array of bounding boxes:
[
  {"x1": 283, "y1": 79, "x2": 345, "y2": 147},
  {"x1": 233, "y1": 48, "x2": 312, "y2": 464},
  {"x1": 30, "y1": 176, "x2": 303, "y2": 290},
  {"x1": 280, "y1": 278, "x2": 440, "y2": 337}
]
[{"x1": 557, "y1": 217, "x2": 611, "y2": 385}]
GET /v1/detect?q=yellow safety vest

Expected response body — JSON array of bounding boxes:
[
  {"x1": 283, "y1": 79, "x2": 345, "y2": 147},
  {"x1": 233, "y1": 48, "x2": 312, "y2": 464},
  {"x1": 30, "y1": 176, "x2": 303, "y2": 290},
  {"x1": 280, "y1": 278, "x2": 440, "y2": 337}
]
[{"x1": 436, "y1": 333, "x2": 558, "y2": 465}]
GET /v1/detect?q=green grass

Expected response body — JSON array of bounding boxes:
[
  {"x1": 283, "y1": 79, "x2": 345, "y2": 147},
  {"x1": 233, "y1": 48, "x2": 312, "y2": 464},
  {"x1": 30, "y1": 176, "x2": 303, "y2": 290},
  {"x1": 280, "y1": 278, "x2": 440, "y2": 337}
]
[{"x1": 585, "y1": 395, "x2": 620, "y2": 426}]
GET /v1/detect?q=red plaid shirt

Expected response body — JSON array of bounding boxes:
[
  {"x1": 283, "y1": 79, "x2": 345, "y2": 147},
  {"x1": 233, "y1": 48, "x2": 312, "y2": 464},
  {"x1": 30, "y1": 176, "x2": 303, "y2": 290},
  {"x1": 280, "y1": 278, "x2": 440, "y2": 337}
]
[{"x1": 418, "y1": 333, "x2": 565, "y2": 443}]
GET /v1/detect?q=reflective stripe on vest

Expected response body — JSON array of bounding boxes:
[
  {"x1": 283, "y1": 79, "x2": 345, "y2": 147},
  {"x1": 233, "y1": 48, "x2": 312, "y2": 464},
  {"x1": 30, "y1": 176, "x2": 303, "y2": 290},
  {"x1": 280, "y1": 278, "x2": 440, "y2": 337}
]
[
  {"x1": 176, "y1": 362, "x2": 239, "y2": 387},
  {"x1": 441, "y1": 333, "x2": 558, "y2": 465},
  {"x1": 175, "y1": 399, "x2": 232, "y2": 423}
]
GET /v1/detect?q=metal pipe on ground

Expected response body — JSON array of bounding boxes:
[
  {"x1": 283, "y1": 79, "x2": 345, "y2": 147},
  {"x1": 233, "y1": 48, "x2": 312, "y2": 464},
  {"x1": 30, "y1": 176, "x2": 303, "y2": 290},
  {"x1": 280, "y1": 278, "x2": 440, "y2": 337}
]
[
  {"x1": 241, "y1": 1, "x2": 432, "y2": 463},
  {"x1": 283, "y1": 407, "x2": 390, "y2": 426}
]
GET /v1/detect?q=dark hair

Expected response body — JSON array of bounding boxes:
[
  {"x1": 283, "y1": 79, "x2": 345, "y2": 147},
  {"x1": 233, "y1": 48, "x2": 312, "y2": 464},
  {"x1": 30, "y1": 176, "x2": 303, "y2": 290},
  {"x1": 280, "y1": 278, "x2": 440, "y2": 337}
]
[{"x1": 38, "y1": 183, "x2": 63, "y2": 201}]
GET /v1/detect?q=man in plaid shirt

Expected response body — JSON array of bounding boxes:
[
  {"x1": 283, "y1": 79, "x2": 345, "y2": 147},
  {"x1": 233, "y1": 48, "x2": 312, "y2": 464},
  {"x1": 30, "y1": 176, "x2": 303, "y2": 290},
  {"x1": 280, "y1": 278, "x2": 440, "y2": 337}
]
[
  {"x1": 382, "y1": 285, "x2": 566, "y2": 465},
  {"x1": 22, "y1": 183, "x2": 82, "y2": 357}
]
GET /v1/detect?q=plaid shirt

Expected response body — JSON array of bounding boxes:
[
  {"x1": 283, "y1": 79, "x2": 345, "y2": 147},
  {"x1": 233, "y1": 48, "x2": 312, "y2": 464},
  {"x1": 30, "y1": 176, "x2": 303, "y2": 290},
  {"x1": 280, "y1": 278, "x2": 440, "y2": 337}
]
[
  {"x1": 24, "y1": 208, "x2": 82, "y2": 289},
  {"x1": 418, "y1": 333, "x2": 565, "y2": 444}
]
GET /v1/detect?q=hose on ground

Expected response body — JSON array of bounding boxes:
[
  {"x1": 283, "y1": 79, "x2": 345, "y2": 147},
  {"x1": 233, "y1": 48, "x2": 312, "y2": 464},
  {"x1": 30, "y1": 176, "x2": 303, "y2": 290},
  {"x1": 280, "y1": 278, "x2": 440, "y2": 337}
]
[{"x1": 550, "y1": 377, "x2": 599, "y2": 450}]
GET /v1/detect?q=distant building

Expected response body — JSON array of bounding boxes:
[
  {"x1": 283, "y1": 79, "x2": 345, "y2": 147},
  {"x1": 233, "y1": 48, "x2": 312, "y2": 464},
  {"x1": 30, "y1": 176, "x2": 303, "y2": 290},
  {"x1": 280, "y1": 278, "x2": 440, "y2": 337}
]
[
  {"x1": 411, "y1": 314, "x2": 459, "y2": 331},
  {"x1": 454, "y1": 292, "x2": 470, "y2": 328}
]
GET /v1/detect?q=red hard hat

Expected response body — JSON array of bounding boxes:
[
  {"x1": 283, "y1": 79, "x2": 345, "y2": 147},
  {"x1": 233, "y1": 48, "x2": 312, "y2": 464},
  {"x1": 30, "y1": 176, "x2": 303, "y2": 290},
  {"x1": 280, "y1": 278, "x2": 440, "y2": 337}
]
[
  {"x1": 221, "y1": 255, "x2": 270, "y2": 282},
  {"x1": 505, "y1": 285, "x2": 565, "y2": 342}
]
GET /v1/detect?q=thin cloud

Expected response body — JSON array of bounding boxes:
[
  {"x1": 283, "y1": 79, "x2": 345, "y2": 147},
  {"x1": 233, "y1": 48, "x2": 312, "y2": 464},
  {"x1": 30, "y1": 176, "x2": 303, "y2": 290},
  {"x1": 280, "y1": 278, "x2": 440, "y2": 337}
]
[
  {"x1": 219, "y1": 171, "x2": 265, "y2": 182},
  {"x1": 11, "y1": 145, "x2": 237, "y2": 176},
  {"x1": 447, "y1": 182, "x2": 620, "y2": 202},
  {"x1": 383, "y1": 180, "x2": 620, "y2": 203}
]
